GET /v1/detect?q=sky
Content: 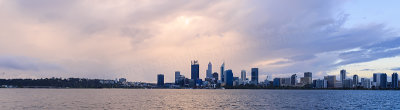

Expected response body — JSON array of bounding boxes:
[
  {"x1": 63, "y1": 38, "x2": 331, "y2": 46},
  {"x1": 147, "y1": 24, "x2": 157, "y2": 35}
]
[{"x1": 0, "y1": 0, "x2": 400, "y2": 83}]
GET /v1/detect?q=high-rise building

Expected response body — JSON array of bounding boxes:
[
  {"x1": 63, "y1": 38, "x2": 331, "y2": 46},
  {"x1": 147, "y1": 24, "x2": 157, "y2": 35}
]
[
  {"x1": 251, "y1": 68, "x2": 259, "y2": 85},
  {"x1": 206, "y1": 62, "x2": 212, "y2": 78},
  {"x1": 340, "y1": 69, "x2": 346, "y2": 83},
  {"x1": 380, "y1": 73, "x2": 387, "y2": 89},
  {"x1": 273, "y1": 78, "x2": 281, "y2": 87},
  {"x1": 291, "y1": 74, "x2": 297, "y2": 86},
  {"x1": 304, "y1": 72, "x2": 312, "y2": 78},
  {"x1": 280, "y1": 78, "x2": 291, "y2": 86},
  {"x1": 191, "y1": 60, "x2": 199, "y2": 80},
  {"x1": 343, "y1": 79, "x2": 353, "y2": 88},
  {"x1": 157, "y1": 74, "x2": 164, "y2": 87},
  {"x1": 392, "y1": 73, "x2": 398, "y2": 88},
  {"x1": 361, "y1": 78, "x2": 371, "y2": 88},
  {"x1": 324, "y1": 75, "x2": 336, "y2": 88},
  {"x1": 225, "y1": 69, "x2": 234, "y2": 86},
  {"x1": 241, "y1": 70, "x2": 246, "y2": 81},
  {"x1": 175, "y1": 71, "x2": 180, "y2": 84},
  {"x1": 220, "y1": 62, "x2": 225, "y2": 83},
  {"x1": 315, "y1": 79, "x2": 328, "y2": 88},
  {"x1": 353, "y1": 75, "x2": 359, "y2": 87},
  {"x1": 300, "y1": 77, "x2": 312, "y2": 85},
  {"x1": 373, "y1": 73, "x2": 386, "y2": 88}
]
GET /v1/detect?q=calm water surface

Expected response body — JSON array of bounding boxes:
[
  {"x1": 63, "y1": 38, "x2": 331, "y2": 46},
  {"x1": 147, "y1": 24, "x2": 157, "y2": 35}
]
[{"x1": 0, "y1": 89, "x2": 399, "y2": 109}]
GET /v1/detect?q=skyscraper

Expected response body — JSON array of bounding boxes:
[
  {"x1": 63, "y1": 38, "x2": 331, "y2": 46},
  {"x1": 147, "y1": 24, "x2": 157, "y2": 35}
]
[
  {"x1": 175, "y1": 71, "x2": 180, "y2": 84},
  {"x1": 157, "y1": 74, "x2": 164, "y2": 87},
  {"x1": 324, "y1": 75, "x2": 336, "y2": 88},
  {"x1": 340, "y1": 69, "x2": 346, "y2": 83},
  {"x1": 251, "y1": 68, "x2": 259, "y2": 85},
  {"x1": 225, "y1": 69, "x2": 233, "y2": 86},
  {"x1": 361, "y1": 78, "x2": 371, "y2": 88},
  {"x1": 373, "y1": 73, "x2": 385, "y2": 88},
  {"x1": 273, "y1": 78, "x2": 280, "y2": 87},
  {"x1": 392, "y1": 73, "x2": 398, "y2": 88},
  {"x1": 241, "y1": 70, "x2": 246, "y2": 82},
  {"x1": 353, "y1": 75, "x2": 359, "y2": 87},
  {"x1": 304, "y1": 72, "x2": 312, "y2": 78},
  {"x1": 206, "y1": 62, "x2": 212, "y2": 78},
  {"x1": 291, "y1": 74, "x2": 297, "y2": 86},
  {"x1": 191, "y1": 60, "x2": 199, "y2": 80},
  {"x1": 380, "y1": 73, "x2": 387, "y2": 89},
  {"x1": 301, "y1": 72, "x2": 312, "y2": 85},
  {"x1": 220, "y1": 62, "x2": 225, "y2": 83}
]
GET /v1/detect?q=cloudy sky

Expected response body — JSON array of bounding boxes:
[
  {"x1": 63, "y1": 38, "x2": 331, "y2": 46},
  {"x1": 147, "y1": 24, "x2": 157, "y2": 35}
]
[{"x1": 0, "y1": 0, "x2": 399, "y2": 82}]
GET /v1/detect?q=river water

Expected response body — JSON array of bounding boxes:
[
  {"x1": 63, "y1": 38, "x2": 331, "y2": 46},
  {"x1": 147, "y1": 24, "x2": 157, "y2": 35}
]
[{"x1": 0, "y1": 89, "x2": 399, "y2": 109}]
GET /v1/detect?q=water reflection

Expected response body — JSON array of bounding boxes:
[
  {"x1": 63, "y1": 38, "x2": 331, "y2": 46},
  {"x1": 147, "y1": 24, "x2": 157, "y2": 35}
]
[{"x1": 0, "y1": 89, "x2": 399, "y2": 109}]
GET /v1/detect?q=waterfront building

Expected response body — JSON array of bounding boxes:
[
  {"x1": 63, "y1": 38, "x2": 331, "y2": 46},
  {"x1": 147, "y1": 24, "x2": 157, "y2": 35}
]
[
  {"x1": 291, "y1": 74, "x2": 297, "y2": 86},
  {"x1": 175, "y1": 71, "x2": 180, "y2": 84},
  {"x1": 353, "y1": 75, "x2": 359, "y2": 87},
  {"x1": 225, "y1": 69, "x2": 234, "y2": 86},
  {"x1": 206, "y1": 62, "x2": 212, "y2": 78},
  {"x1": 273, "y1": 78, "x2": 280, "y2": 87},
  {"x1": 241, "y1": 70, "x2": 246, "y2": 85},
  {"x1": 300, "y1": 77, "x2": 312, "y2": 85},
  {"x1": 301, "y1": 72, "x2": 312, "y2": 85},
  {"x1": 191, "y1": 60, "x2": 200, "y2": 80},
  {"x1": 221, "y1": 62, "x2": 225, "y2": 83},
  {"x1": 251, "y1": 68, "x2": 259, "y2": 85},
  {"x1": 335, "y1": 81, "x2": 342, "y2": 88},
  {"x1": 213, "y1": 72, "x2": 218, "y2": 81},
  {"x1": 380, "y1": 73, "x2": 387, "y2": 89},
  {"x1": 315, "y1": 79, "x2": 327, "y2": 88},
  {"x1": 361, "y1": 78, "x2": 371, "y2": 88},
  {"x1": 392, "y1": 73, "x2": 398, "y2": 88},
  {"x1": 373, "y1": 73, "x2": 387, "y2": 88},
  {"x1": 233, "y1": 77, "x2": 240, "y2": 86},
  {"x1": 340, "y1": 69, "x2": 346, "y2": 86},
  {"x1": 304, "y1": 72, "x2": 312, "y2": 78},
  {"x1": 280, "y1": 78, "x2": 291, "y2": 86},
  {"x1": 343, "y1": 79, "x2": 353, "y2": 88},
  {"x1": 324, "y1": 75, "x2": 336, "y2": 88},
  {"x1": 157, "y1": 74, "x2": 164, "y2": 87}
]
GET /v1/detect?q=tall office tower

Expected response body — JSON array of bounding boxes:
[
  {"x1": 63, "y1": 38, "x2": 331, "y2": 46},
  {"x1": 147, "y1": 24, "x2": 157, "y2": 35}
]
[
  {"x1": 206, "y1": 62, "x2": 212, "y2": 78},
  {"x1": 225, "y1": 69, "x2": 234, "y2": 86},
  {"x1": 251, "y1": 68, "x2": 259, "y2": 85},
  {"x1": 343, "y1": 79, "x2": 353, "y2": 88},
  {"x1": 191, "y1": 60, "x2": 200, "y2": 80},
  {"x1": 361, "y1": 78, "x2": 371, "y2": 88},
  {"x1": 340, "y1": 69, "x2": 346, "y2": 83},
  {"x1": 157, "y1": 74, "x2": 164, "y2": 87},
  {"x1": 291, "y1": 74, "x2": 297, "y2": 86},
  {"x1": 175, "y1": 71, "x2": 180, "y2": 84},
  {"x1": 220, "y1": 62, "x2": 225, "y2": 83},
  {"x1": 315, "y1": 79, "x2": 328, "y2": 88},
  {"x1": 273, "y1": 78, "x2": 281, "y2": 87},
  {"x1": 373, "y1": 73, "x2": 384, "y2": 88},
  {"x1": 392, "y1": 73, "x2": 398, "y2": 88},
  {"x1": 241, "y1": 70, "x2": 246, "y2": 82},
  {"x1": 304, "y1": 72, "x2": 312, "y2": 78},
  {"x1": 380, "y1": 73, "x2": 387, "y2": 89},
  {"x1": 353, "y1": 75, "x2": 359, "y2": 87},
  {"x1": 324, "y1": 75, "x2": 336, "y2": 88}
]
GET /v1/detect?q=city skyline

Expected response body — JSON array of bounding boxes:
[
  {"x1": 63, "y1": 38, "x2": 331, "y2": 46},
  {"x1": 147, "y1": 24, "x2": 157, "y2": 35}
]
[{"x1": 1, "y1": 0, "x2": 400, "y2": 83}]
